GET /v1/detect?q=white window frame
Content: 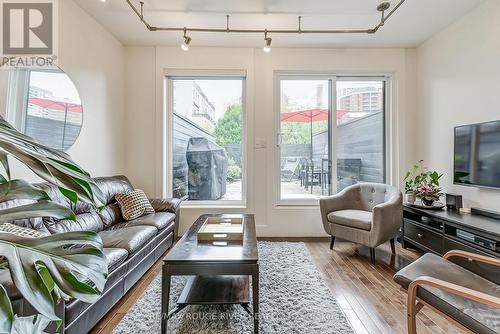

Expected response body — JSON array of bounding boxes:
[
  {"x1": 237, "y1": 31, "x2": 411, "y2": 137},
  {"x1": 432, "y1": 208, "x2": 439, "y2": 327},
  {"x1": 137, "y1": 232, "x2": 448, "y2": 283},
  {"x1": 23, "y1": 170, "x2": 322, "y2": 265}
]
[
  {"x1": 6, "y1": 68, "x2": 62, "y2": 132},
  {"x1": 164, "y1": 71, "x2": 247, "y2": 208},
  {"x1": 275, "y1": 72, "x2": 391, "y2": 206}
]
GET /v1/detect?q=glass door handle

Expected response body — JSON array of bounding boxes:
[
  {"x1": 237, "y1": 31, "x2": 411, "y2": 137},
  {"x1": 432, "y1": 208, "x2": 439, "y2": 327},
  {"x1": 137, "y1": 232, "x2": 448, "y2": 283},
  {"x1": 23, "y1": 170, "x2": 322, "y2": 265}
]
[{"x1": 276, "y1": 133, "x2": 283, "y2": 147}]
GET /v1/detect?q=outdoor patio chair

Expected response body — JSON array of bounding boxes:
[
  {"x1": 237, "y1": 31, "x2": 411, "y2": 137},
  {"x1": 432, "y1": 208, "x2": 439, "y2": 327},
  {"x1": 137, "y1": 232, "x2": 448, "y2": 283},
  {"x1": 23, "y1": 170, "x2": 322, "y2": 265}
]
[{"x1": 281, "y1": 157, "x2": 301, "y2": 182}]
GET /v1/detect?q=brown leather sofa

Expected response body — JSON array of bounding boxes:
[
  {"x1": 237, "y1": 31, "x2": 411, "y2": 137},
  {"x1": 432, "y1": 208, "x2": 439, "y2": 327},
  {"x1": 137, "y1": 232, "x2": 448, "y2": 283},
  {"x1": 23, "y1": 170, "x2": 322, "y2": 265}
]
[{"x1": 0, "y1": 175, "x2": 182, "y2": 334}]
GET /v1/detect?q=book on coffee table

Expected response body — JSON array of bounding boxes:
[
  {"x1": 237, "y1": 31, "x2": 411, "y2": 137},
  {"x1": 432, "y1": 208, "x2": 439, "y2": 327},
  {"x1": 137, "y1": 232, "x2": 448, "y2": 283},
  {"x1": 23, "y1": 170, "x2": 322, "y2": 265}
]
[{"x1": 197, "y1": 214, "x2": 245, "y2": 242}]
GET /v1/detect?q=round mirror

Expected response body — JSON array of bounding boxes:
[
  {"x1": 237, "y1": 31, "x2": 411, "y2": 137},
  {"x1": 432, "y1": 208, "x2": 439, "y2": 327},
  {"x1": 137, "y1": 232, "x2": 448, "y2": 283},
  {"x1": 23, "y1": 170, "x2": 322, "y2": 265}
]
[{"x1": 1, "y1": 66, "x2": 83, "y2": 151}]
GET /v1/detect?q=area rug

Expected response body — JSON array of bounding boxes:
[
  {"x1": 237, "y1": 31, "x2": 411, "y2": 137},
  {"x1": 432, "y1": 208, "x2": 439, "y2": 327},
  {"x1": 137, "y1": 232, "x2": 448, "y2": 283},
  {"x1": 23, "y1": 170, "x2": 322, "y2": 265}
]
[{"x1": 113, "y1": 242, "x2": 353, "y2": 333}]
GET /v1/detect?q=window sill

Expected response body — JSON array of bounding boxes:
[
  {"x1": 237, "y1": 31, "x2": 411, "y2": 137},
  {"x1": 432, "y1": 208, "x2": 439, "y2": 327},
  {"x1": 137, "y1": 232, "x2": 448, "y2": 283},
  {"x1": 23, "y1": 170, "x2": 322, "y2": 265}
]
[
  {"x1": 275, "y1": 199, "x2": 321, "y2": 207},
  {"x1": 180, "y1": 201, "x2": 247, "y2": 210}
]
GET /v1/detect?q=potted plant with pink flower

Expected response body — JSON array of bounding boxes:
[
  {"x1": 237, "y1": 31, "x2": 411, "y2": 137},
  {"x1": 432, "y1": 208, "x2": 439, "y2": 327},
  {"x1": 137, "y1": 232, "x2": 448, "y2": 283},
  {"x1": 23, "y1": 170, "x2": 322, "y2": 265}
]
[
  {"x1": 404, "y1": 160, "x2": 444, "y2": 206},
  {"x1": 415, "y1": 184, "x2": 443, "y2": 206}
]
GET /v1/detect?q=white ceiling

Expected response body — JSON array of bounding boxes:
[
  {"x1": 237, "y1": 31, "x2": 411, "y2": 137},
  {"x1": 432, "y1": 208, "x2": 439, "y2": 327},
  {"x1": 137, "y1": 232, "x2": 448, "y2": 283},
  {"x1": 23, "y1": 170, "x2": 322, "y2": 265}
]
[{"x1": 74, "y1": 0, "x2": 485, "y2": 48}]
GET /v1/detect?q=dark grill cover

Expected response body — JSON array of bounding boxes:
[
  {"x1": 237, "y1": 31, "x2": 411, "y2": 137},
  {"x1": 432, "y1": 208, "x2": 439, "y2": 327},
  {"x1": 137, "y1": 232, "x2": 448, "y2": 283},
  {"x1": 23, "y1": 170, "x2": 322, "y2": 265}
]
[{"x1": 186, "y1": 137, "x2": 228, "y2": 200}]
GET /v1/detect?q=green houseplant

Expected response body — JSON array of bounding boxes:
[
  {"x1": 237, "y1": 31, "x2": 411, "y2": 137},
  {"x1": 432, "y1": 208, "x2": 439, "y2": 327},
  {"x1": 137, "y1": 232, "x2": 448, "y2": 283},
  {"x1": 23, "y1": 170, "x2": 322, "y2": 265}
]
[
  {"x1": 403, "y1": 160, "x2": 443, "y2": 206},
  {"x1": 0, "y1": 116, "x2": 108, "y2": 333}
]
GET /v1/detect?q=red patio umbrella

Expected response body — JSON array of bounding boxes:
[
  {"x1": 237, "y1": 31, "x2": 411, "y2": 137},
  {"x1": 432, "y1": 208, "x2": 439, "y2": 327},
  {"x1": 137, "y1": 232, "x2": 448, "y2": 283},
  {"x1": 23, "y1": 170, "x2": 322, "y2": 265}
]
[
  {"x1": 280, "y1": 108, "x2": 347, "y2": 122},
  {"x1": 28, "y1": 97, "x2": 82, "y2": 149},
  {"x1": 28, "y1": 98, "x2": 82, "y2": 113},
  {"x1": 280, "y1": 108, "x2": 348, "y2": 160}
]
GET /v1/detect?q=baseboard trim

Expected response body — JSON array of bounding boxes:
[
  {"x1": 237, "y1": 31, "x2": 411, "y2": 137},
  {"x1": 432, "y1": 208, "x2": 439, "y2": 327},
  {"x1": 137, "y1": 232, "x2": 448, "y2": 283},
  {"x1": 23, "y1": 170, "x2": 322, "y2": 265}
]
[{"x1": 257, "y1": 237, "x2": 330, "y2": 242}]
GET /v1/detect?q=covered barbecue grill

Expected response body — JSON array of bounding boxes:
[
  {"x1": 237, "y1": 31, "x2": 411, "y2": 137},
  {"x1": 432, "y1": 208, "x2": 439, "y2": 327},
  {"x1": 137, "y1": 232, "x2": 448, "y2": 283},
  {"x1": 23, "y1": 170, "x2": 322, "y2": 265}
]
[{"x1": 186, "y1": 137, "x2": 228, "y2": 200}]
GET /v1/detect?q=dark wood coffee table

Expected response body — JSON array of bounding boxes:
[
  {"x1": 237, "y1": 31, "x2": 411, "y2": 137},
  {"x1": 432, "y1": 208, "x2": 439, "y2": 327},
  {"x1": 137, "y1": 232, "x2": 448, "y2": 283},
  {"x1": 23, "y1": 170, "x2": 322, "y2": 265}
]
[{"x1": 161, "y1": 214, "x2": 259, "y2": 333}]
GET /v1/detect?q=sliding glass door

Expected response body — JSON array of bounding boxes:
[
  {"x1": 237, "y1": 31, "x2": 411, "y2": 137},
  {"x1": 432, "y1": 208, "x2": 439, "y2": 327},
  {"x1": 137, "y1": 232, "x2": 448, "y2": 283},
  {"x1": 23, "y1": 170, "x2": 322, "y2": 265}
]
[
  {"x1": 277, "y1": 76, "x2": 387, "y2": 204},
  {"x1": 278, "y1": 79, "x2": 332, "y2": 200}
]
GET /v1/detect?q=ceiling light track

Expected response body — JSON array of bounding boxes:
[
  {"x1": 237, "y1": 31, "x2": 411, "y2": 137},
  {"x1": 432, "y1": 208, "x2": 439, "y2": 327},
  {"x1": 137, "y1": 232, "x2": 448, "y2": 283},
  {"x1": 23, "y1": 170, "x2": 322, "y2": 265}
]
[{"x1": 125, "y1": 0, "x2": 407, "y2": 35}]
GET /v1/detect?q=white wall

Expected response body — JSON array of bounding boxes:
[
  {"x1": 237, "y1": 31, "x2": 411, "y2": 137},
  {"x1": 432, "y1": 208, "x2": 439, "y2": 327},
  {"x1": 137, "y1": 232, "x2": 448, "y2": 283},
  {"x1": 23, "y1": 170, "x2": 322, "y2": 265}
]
[
  {"x1": 0, "y1": 0, "x2": 126, "y2": 180},
  {"x1": 125, "y1": 46, "x2": 416, "y2": 236},
  {"x1": 124, "y1": 47, "x2": 157, "y2": 194},
  {"x1": 59, "y1": 0, "x2": 126, "y2": 176},
  {"x1": 416, "y1": 0, "x2": 500, "y2": 211}
]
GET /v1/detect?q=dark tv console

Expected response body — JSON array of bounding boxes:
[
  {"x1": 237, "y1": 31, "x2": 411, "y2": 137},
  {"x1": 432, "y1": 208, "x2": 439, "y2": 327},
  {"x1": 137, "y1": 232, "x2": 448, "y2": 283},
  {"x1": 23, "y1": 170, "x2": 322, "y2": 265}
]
[{"x1": 402, "y1": 205, "x2": 500, "y2": 258}]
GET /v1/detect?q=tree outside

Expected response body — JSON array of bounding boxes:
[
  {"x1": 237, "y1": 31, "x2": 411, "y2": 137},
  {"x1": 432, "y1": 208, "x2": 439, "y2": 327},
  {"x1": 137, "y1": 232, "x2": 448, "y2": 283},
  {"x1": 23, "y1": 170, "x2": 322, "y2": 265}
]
[
  {"x1": 215, "y1": 104, "x2": 242, "y2": 146},
  {"x1": 215, "y1": 104, "x2": 243, "y2": 182}
]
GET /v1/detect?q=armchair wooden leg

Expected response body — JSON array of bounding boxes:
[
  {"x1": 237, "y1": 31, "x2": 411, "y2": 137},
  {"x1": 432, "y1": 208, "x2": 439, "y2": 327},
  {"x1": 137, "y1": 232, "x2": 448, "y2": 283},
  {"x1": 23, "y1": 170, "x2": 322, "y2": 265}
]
[
  {"x1": 407, "y1": 293, "x2": 422, "y2": 334},
  {"x1": 329, "y1": 236, "x2": 335, "y2": 250},
  {"x1": 407, "y1": 305, "x2": 417, "y2": 334},
  {"x1": 390, "y1": 238, "x2": 396, "y2": 255},
  {"x1": 370, "y1": 248, "x2": 376, "y2": 265}
]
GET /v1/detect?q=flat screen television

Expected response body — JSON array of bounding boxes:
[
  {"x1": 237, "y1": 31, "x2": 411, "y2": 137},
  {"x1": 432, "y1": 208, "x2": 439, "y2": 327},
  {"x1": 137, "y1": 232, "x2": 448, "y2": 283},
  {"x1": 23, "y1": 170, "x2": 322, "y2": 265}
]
[{"x1": 454, "y1": 120, "x2": 500, "y2": 189}]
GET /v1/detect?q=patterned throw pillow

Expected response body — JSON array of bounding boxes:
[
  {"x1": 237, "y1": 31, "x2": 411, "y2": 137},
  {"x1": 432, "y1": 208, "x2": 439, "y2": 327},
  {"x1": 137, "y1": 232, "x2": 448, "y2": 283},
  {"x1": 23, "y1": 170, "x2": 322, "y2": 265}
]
[
  {"x1": 0, "y1": 223, "x2": 48, "y2": 238},
  {"x1": 115, "y1": 189, "x2": 155, "y2": 221}
]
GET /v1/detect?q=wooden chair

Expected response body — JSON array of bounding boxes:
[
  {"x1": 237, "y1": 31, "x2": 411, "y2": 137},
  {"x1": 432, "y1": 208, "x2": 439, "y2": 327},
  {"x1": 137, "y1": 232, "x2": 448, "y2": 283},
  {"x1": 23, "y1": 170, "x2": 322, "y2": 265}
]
[{"x1": 394, "y1": 250, "x2": 500, "y2": 334}]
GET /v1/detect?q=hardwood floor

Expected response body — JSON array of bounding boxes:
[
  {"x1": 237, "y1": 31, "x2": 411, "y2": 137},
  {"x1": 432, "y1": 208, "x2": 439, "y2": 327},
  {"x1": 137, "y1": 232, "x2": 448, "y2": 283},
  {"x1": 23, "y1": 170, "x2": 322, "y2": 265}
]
[
  {"x1": 92, "y1": 239, "x2": 467, "y2": 334},
  {"x1": 304, "y1": 239, "x2": 466, "y2": 334}
]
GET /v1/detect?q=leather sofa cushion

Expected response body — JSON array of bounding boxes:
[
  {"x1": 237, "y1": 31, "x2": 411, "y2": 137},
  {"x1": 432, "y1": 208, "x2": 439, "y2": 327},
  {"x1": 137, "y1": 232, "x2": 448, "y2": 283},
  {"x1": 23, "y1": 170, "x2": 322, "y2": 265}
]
[
  {"x1": 328, "y1": 209, "x2": 372, "y2": 231},
  {"x1": 65, "y1": 229, "x2": 174, "y2": 328},
  {"x1": 106, "y1": 212, "x2": 175, "y2": 232},
  {"x1": 98, "y1": 226, "x2": 157, "y2": 256},
  {"x1": 99, "y1": 203, "x2": 123, "y2": 229},
  {"x1": 44, "y1": 212, "x2": 104, "y2": 234},
  {"x1": 103, "y1": 248, "x2": 129, "y2": 272},
  {"x1": 65, "y1": 249, "x2": 129, "y2": 326},
  {"x1": 150, "y1": 198, "x2": 182, "y2": 213},
  {"x1": 394, "y1": 253, "x2": 500, "y2": 334},
  {"x1": 94, "y1": 176, "x2": 134, "y2": 205},
  {"x1": 0, "y1": 199, "x2": 50, "y2": 234}
]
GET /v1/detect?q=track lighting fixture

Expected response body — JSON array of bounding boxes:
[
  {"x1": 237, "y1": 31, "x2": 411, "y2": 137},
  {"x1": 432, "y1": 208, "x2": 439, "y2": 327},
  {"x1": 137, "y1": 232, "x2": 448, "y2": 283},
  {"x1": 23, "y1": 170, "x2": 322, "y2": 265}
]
[
  {"x1": 181, "y1": 28, "x2": 191, "y2": 51},
  {"x1": 126, "y1": 0, "x2": 407, "y2": 38},
  {"x1": 263, "y1": 31, "x2": 272, "y2": 53}
]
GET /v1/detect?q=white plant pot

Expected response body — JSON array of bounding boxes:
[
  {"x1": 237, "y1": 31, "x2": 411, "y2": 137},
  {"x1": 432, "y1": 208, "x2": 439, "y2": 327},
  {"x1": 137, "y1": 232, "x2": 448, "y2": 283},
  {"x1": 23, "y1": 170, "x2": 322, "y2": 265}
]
[{"x1": 405, "y1": 193, "x2": 416, "y2": 204}]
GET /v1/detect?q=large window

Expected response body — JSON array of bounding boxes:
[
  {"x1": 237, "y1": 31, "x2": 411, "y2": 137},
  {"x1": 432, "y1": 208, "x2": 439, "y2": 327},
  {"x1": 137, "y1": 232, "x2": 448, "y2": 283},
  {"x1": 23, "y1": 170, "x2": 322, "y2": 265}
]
[
  {"x1": 277, "y1": 76, "x2": 386, "y2": 203},
  {"x1": 168, "y1": 77, "x2": 245, "y2": 203}
]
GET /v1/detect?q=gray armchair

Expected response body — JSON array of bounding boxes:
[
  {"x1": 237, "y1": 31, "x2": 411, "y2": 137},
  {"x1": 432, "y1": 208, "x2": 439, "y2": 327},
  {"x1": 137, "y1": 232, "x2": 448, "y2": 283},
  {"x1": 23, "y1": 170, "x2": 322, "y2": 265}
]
[{"x1": 319, "y1": 182, "x2": 403, "y2": 264}]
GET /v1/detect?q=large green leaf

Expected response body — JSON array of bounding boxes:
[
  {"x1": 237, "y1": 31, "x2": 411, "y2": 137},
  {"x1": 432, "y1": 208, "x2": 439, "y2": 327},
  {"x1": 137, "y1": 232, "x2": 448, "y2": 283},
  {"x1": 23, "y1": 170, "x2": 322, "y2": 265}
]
[
  {"x1": 0, "y1": 117, "x2": 105, "y2": 207},
  {"x1": 10, "y1": 315, "x2": 51, "y2": 334},
  {"x1": 0, "y1": 285, "x2": 13, "y2": 333},
  {"x1": 0, "y1": 180, "x2": 50, "y2": 203},
  {"x1": 0, "y1": 116, "x2": 109, "y2": 332},
  {"x1": 0, "y1": 151, "x2": 9, "y2": 181},
  {"x1": 0, "y1": 232, "x2": 107, "y2": 323},
  {"x1": 0, "y1": 141, "x2": 100, "y2": 206},
  {"x1": 0, "y1": 201, "x2": 76, "y2": 223},
  {"x1": 0, "y1": 284, "x2": 52, "y2": 334},
  {"x1": 57, "y1": 187, "x2": 77, "y2": 204}
]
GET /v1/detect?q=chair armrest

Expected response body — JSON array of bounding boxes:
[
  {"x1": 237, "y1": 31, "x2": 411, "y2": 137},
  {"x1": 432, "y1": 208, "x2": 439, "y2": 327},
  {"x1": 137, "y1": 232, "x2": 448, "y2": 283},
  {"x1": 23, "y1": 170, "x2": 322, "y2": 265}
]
[
  {"x1": 149, "y1": 197, "x2": 184, "y2": 214},
  {"x1": 319, "y1": 187, "x2": 356, "y2": 234},
  {"x1": 444, "y1": 250, "x2": 500, "y2": 267},
  {"x1": 408, "y1": 275, "x2": 500, "y2": 309},
  {"x1": 371, "y1": 192, "x2": 403, "y2": 246}
]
